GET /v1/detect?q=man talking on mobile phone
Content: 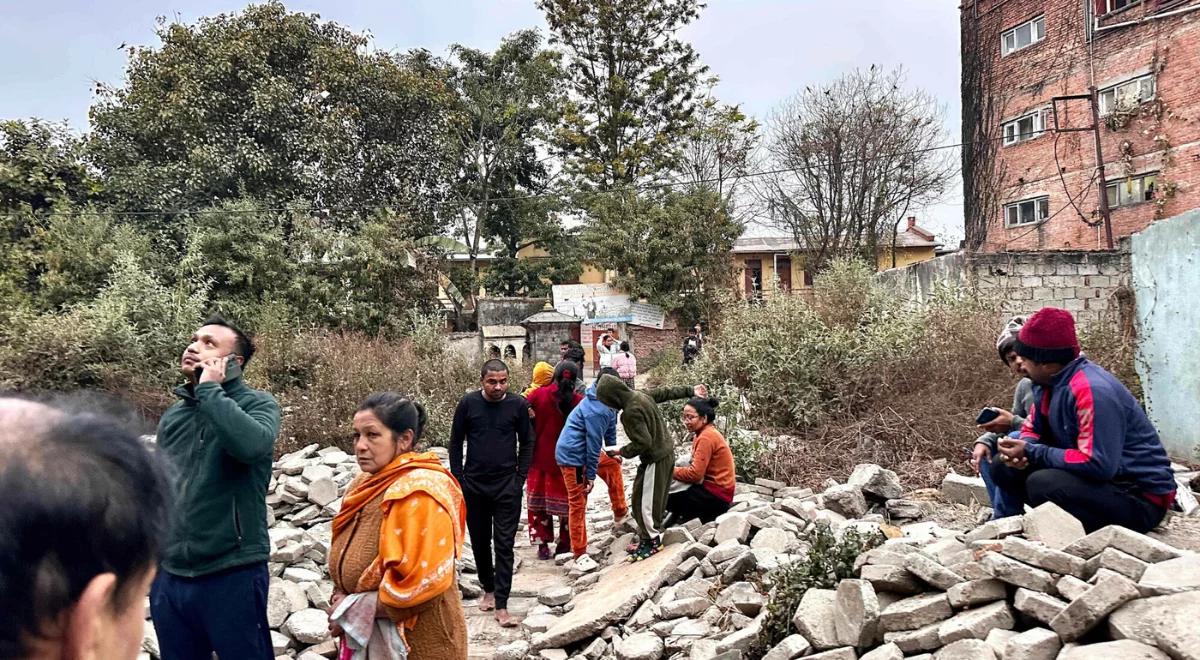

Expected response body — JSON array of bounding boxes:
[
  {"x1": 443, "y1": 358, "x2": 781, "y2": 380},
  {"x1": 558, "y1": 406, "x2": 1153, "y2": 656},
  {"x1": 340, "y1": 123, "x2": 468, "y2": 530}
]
[{"x1": 150, "y1": 315, "x2": 281, "y2": 660}]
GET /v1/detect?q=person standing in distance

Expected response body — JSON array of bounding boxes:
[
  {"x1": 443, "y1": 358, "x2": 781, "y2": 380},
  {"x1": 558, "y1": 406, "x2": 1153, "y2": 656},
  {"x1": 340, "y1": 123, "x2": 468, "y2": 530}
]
[
  {"x1": 151, "y1": 316, "x2": 282, "y2": 660},
  {"x1": 449, "y1": 359, "x2": 534, "y2": 627}
]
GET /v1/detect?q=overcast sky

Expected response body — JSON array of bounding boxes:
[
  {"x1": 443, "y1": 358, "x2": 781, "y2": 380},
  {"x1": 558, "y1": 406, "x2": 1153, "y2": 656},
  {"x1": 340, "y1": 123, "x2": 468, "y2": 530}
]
[{"x1": 0, "y1": 0, "x2": 964, "y2": 244}]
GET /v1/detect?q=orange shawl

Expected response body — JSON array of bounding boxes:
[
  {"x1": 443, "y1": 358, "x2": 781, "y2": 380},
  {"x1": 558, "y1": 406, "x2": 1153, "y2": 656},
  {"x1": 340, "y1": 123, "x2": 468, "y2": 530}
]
[{"x1": 333, "y1": 452, "x2": 466, "y2": 625}]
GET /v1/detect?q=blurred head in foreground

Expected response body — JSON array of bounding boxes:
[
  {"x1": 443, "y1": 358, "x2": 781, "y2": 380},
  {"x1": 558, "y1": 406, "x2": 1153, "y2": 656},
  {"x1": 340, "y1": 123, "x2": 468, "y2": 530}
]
[{"x1": 0, "y1": 395, "x2": 172, "y2": 660}]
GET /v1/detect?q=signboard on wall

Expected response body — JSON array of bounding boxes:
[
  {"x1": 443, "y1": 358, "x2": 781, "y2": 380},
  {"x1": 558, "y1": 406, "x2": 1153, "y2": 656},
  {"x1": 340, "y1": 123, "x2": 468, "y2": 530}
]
[
  {"x1": 552, "y1": 283, "x2": 666, "y2": 328},
  {"x1": 630, "y1": 302, "x2": 666, "y2": 329}
]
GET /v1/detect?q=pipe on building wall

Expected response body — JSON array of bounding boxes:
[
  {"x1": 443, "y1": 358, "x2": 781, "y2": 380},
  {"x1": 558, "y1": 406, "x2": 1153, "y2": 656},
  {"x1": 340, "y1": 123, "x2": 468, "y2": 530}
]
[{"x1": 1094, "y1": 2, "x2": 1200, "y2": 33}]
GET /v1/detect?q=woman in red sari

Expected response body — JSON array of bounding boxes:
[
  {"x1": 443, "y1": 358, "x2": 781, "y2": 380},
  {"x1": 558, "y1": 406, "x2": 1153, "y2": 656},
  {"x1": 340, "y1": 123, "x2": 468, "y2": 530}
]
[{"x1": 525, "y1": 361, "x2": 583, "y2": 559}]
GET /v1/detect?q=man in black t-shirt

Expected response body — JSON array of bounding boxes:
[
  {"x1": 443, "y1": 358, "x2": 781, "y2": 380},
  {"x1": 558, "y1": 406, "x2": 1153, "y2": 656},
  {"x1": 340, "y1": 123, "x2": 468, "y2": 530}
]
[{"x1": 449, "y1": 359, "x2": 533, "y2": 627}]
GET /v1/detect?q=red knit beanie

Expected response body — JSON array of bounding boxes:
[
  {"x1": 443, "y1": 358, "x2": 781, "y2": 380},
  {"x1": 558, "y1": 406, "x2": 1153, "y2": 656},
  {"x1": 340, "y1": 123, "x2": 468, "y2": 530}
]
[{"x1": 1014, "y1": 307, "x2": 1081, "y2": 364}]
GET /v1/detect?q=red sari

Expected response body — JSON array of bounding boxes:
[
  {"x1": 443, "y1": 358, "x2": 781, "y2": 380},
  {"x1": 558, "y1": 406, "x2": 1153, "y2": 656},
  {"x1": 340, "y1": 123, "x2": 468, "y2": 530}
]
[{"x1": 525, "y1": 384, "x2": 583, "y2": 544}]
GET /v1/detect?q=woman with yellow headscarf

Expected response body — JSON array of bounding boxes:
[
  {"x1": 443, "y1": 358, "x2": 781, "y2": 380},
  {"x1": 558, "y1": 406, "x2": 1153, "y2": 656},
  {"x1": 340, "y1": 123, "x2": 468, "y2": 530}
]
[{"x1": 522, "y1": 361, "x2": 554, "y2": 398}]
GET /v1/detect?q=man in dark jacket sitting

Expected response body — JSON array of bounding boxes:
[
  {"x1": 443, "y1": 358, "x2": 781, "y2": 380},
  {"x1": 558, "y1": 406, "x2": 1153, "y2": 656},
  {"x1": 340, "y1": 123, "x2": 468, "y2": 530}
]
[
  {"x1": 151, "y1": 316, "x2": 281, "y2": 660},
  {"x1": 992, "y1": 307, "x2": 1176, "y2": 533}
]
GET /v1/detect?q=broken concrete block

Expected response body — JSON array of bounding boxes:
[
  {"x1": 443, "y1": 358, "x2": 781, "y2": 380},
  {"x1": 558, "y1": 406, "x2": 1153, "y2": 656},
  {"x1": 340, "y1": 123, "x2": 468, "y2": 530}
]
[
  {"x1": 1003, "y1": 627, "x2": 1061, "y2": 660},
  {"x1": 823, "y1": 484, "x2": 868, "y2": 518},
  {"x1": 886, "y1": 499, "x2": 934, "y2": 520},
  {"x1": 946, "y1": 579, "x2": 1007, "y2": 609},
  {"x1": 760, "y1": 634, "x2": 812, "y2": 660},
  {"x1": 804, "y1": 649, "x2": 857, "y2": 660},
  {"x1": 879, "y1": 593, "x2": 953, "y2": 633},
  {"x1": 1138, "y1": 553, "x2": 1200, "y2": 595},
  {"x1": 849, "y1": 463, "x2": 904, "y2": 500},
  {"x1": 834, "y1": 579, "x2": 880, "y2": 648},
  {"x1": 614, "y1": 631, "x2": 664, "y2": 660},
  {"x1": 984, "y1": 628, "x2": 1017, "y2": 656},
  {"x1": 750, "y1": 527, "x2": 795, "y2": 553},
  {"x1": 882, "y1": 621, "x2": 943, "y2": 653},
  {"x1": 1084, "y1": 547, "x2": 1149, "y2": 581},
  {"x1": 941, "y1": 473, "x2": 990, "y2": 506},
  {"x1": 937, "y1": 601, "x2": 1014, "y2": 644},
  {"x1": 981, "y1": 552, "x2": 1055, "y2": 592},
  {"x1": 962, "y1": 516, "x2": 1024, "y2": 542},
  {"x1": 1021, "y1": 502, "x2": 1085, "y2": 550},
  {"x1": 904, "y1": 553, "x2": 966, "y2": 591},
  {"x1": 860, "y1": 564, "x2": 923, "y2": 595},
  {"x1": 859, "y1": 643, "x2": 903, "y2": 660},
  {"x1": 1057, "y1": 640, "x2": 1170, "y2": 659},
  {"x1": 713, "y1": 513, "x2": 752, "y2": 545},
  {"x1": 716, "y1": 581, "x2": 764, "y2": 617},
  {"x1": 1049, "y1": 572, "x2": 1141, "y2": 642},
  {"x1": 1013, "y1": 588, "x2": 1068, "y2": 626},
  {"x1": 1055, "y1": 575, "x2": 1091, "y2": 601},
  {"x1": 934, "y1": 639, "x2": 996, "y2": 660},
  {"x1": 1000, "y1": 536, "x2": 1088, "y2": 578},
  {"x1": 660, "y1": 596, "x2": 710, "y2": 619},
  {"x1": 1108, "y1": 591, "x2": 1200, "y2": 649},
  {"x1": 791, "y1": 588, "x2": 840, "y2": 651}
]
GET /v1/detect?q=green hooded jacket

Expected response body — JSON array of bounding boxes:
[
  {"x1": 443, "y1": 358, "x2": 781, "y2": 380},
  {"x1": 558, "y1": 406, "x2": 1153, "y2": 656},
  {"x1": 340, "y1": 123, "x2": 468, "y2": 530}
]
[
  {"x1": 595, "y1": 374, "x2": 694, "y2": 463},
  {"x1": 156, "y1": 376, "x2": 281, "y2": 577}
]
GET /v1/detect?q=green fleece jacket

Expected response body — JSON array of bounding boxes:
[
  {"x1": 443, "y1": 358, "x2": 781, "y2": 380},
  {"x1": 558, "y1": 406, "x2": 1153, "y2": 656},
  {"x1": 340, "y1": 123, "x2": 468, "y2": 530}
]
[
  {"x1": 595, "y1": 375, "x2": 694, "y2": 463},
  {"x1": 157, "y1": 376, "x2": 281, "y2": 577}
]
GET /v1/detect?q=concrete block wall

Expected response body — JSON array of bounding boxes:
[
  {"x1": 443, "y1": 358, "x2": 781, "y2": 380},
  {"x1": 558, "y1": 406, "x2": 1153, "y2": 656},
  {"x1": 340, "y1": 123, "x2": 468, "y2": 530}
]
[{"x1": 879, "y1": 249, "x2": 1131, "y2": 326}]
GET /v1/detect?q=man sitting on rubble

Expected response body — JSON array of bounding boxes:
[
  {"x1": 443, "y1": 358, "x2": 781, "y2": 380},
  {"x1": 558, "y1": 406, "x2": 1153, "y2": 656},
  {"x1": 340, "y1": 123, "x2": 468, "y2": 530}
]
[{"x1": 991, "y1": 307, "x2": 1176, "y2": 533}]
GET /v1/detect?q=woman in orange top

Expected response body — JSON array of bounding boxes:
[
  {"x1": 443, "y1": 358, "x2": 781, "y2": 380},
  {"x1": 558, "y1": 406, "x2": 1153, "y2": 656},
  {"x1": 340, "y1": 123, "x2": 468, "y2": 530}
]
[
  {"x1": 328, "y1": 393, "x2": 468, "y2": 659},
  {"x1": 668, "y1": 396, "x2": 736, "y2": 524}
]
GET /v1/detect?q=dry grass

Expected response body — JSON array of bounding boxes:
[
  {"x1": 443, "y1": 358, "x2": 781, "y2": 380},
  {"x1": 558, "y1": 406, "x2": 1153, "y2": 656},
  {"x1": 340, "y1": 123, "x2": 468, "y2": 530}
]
[{"x1": 250, "y1": 328, "x2": 486, "y2": 456}]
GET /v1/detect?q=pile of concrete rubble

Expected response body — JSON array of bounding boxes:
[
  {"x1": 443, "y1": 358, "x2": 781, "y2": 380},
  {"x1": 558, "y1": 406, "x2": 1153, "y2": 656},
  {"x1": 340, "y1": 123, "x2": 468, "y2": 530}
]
[{"x1": 138, "y1": 440, "x2": 1200, "y2": 660}]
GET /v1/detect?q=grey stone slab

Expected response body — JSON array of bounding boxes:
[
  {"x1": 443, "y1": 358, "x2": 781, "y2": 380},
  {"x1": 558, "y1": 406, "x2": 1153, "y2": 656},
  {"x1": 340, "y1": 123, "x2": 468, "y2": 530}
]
[
  {"x1": 1013, "y1": 588, "x2": 1068, "y2": 626},
  {"x1": 879, "y1": 593, "x2": 952, "y2": 633},
  {"x1": 936, "y1": 601, "x2": 1014, "y2": 645},
  {"x1": 1049, "y1": 572, "x2": 1141, "y2": 642},
  {"x1": 1003, "y1": 628, "x2": 1061, "y2": 660}
]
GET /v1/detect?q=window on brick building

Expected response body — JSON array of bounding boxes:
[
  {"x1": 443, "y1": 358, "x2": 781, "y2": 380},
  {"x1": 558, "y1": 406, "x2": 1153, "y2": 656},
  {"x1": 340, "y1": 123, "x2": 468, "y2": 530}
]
[
  {"x1": 1106, "y1": 173, "x2": 1157, "y2": 207},
  {"x1": 1004, "y1": 197, "x2": 1050, "y2": 227},
  {"x1": 1101, "y1": 0, "x2": 1140, "y2": 15},
  {"x1": 1002, "y1": 109, "x2": 1048, "y2": 145},
  {"x1": 1098, "y1": 75, "x2": 1155, "y2": 115},
  {"x1": 1001, "y1": 16, "x2": 1045, "y2": 56}
]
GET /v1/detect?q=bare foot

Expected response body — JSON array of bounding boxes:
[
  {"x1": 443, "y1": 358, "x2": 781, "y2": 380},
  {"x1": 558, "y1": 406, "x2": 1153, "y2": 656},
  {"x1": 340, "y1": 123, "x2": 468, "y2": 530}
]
[
  {"x1": 495, "y1": 609, "x2": 519, "y2": 628},
  {"x1": 479, "y1": 592, "x2": 495, "y2": 612}
]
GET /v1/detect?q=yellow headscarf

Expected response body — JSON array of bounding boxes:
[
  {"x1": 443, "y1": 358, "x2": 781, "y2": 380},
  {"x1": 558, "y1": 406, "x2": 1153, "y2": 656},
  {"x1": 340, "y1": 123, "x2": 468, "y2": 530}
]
[{"x1": 523, "y1": 361, "x2": 554, "y2": 397}]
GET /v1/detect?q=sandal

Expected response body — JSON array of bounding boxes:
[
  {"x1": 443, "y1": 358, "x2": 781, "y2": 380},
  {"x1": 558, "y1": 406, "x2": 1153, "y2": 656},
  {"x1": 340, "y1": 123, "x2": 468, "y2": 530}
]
[
  {"x1": 537, "y1": 544, "x2": 552, "y2": 561},
  {"x1": 628, "y1": 537, "x2": 662, "y2": 562}
]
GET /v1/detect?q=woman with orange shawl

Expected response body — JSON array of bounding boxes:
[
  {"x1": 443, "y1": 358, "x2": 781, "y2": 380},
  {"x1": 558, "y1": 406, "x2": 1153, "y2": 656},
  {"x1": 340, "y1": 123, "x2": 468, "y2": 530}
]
[{"x1": 328, "y1": 393, "x2": 468, "y2": 659}]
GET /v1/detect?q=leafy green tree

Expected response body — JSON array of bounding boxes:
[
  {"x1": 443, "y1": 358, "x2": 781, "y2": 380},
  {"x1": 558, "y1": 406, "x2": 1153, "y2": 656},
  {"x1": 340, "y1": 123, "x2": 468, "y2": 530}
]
[
  {"x1": 88, "y1": 2, "x2": 456, "y2": 232},
  {"x1": 445, "y1": 30, "x2": 574, "y2": 299},
  {"x1": 583, "y1": 188, "x2": 739, "y2": 321},
  {"x1": 538, "y1": 0, "x2": 709, "y2": 189},
  {"x1": 0, "y1": 120, "x2": 100, "y2": 309}
]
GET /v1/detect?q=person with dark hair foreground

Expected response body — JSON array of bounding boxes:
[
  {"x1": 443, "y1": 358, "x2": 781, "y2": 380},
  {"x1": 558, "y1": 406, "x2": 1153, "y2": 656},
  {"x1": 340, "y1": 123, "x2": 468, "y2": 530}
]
[
  {"x1": 151, "y1": 315, "x2": 282, "y2": 660},
  {"x1": 525, "y1": 361, "x2": 583, "y2": 560},
  {"x1": 667, "y1": 397, "x2": 736, "y2": 525},
  {"x1": 448, "y1": 359, "x2": 533, "y2": 627},
  {"x1": 991, "y1": 307, "x2": 1177, "y2": 533},
  {"x1": 328, "y1": 393, "x2": 468, "y2": 659},
  {"x1": 0, "y1": 396, "x2": 172, "y2": 660}
]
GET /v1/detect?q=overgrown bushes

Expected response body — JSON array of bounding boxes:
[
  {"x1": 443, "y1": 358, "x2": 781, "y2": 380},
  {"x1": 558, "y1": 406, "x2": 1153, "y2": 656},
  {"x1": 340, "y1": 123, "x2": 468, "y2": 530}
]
[
  {"x1": 251, "y1": 316, "x2": 479, "y2": 456},
  {"x1": 657, "y1": 257, "x2": 1139, "y2": 489}
]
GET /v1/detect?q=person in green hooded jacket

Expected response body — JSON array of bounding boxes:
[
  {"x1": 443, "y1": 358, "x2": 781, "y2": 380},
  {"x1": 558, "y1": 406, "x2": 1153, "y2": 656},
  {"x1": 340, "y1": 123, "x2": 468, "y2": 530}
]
[
  {"x1": 595, "y1": 374, "x2": 707, "y2": 560},
  {"x1": 151, "y1": 316, "x2": 281, "y2": 660}
]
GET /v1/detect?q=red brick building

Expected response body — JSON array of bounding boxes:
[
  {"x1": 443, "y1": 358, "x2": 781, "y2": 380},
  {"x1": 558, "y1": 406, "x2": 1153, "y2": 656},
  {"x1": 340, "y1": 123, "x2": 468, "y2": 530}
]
[{"x1": 961, "y1": 0, "x2": 1200, "y2": 252}]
